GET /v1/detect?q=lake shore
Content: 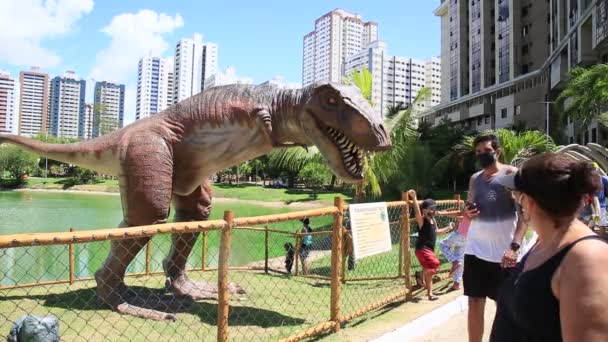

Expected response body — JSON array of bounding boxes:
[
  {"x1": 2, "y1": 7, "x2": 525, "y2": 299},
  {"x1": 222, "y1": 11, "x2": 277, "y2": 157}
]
[{"x1": 9, "y1": 188, "x2": 328, "y2": 209}]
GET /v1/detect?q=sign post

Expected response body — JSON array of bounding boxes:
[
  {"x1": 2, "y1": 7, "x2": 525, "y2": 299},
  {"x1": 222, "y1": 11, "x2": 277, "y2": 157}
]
[{"x1": 348, "y1": 202, "x2": 392, "y2": 260}]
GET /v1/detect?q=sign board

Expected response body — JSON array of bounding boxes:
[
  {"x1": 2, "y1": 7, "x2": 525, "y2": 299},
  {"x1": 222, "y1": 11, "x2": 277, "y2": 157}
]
[{"x1": 348, "y1": 202, "x2": 392, "y2": 260}]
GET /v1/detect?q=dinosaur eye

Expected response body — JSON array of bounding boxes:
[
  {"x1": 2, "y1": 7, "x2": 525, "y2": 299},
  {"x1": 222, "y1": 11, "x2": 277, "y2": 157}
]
[{"x1": 326, "y1": 96, "x2": 338, "y2": 106}]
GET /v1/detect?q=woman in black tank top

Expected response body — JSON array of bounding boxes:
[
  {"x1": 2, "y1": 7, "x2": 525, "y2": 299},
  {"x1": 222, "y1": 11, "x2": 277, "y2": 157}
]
[{"x1": 492, "y1": 153, "x2": 608, "y2": 341}]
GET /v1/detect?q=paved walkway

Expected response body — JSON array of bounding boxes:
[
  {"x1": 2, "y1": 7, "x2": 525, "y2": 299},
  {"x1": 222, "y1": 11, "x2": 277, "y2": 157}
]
[
  {"x1": 373, "y1": 296, "x2": 496, "y2": 342},
  {"x1": 411, "y1": 302, "x2": 496, "y2": 342}
]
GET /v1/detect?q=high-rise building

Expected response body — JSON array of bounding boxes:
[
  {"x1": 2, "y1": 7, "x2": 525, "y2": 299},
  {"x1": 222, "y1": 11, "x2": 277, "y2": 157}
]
[
  {"x1": 49, "y1": 71, "x2": 86, "y2": 139},
  {"x1": 136, "y1": 56, "x2": 173, "y2": 120},
  {"x1": 343, "y1": 41, "x2": 441, "y2": 115},
  {"x1": 173, "y1": 34, "x2": 218, "y2": 103},
  {"x1": 424, "y1": 0, "x2": 608, "y2": 143},
  {"x1": 93, "y1": 81, "x2": 125, "y2": 137},
  {"x1": 82, "y1": 103, "x2": 94, "y2": 140},
  {"x1": 166, "y1": 71, "x2": 175, "y2": 107},
  {"x1": 0, "y1": 71, "x2": 19, "y2": 134},
  {"x1": 302, "y1": 9, "x2": 378, "y2": 86},
  {"x1": 18, "y1": 67, "x2": 49, "y2": 137}
]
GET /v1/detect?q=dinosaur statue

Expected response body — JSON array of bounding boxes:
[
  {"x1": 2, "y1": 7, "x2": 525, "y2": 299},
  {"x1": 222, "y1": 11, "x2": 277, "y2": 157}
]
[{"x1": 0, "y1": 81, "x2": 391, "y2": 320}]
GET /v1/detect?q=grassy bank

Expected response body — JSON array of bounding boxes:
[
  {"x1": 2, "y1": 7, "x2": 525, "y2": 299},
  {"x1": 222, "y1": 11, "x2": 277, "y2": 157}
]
[{"x1": 3, "y1": 177, "x2": 353, "y2": 204}]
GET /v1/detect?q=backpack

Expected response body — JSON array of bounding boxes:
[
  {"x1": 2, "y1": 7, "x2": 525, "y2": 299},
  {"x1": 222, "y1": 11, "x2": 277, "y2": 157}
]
[{"x1": 302, "y1": 226, "x2": 313, "y2": 246}]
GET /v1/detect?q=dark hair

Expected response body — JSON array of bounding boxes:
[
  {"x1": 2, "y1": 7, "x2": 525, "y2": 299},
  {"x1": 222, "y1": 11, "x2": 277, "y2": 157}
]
[
  {"x1": 518, "y1": 153, "x2": 601, "y2": 225},
  {"x1": 300, "y1": 218, "x2": 310, "y2": 225},
  {"x1": 284, "y1": 242, "x2": 294, "y2": 251},
  {"x1": 473, "y1": 134, "x2": 500, "y2": 150}
]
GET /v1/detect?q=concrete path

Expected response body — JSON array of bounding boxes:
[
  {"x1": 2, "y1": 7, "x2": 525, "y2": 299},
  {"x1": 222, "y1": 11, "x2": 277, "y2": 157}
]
[
  {"x1": 372, "y1": 296, "x2": 496, "y2": 342},
  {"x1": 411, "y1": 301, "x2": 496, "y2": 342}
]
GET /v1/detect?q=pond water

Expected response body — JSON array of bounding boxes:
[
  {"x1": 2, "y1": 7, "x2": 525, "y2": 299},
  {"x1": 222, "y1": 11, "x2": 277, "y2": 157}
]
[{"x1": 0, "y1": 191, "x2": 317, "y2": 287}]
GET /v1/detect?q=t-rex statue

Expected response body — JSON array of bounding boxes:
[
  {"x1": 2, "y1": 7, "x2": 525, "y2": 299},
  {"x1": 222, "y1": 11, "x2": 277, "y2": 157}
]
[{"x1": 0, "y1": 81, "x2": 391, "y2": 320}]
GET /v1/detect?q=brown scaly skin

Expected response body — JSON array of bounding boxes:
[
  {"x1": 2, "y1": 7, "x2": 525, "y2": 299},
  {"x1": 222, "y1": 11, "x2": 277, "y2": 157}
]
[{"x1": 0, "y1": 81, "x2": 391, "y2": 320}]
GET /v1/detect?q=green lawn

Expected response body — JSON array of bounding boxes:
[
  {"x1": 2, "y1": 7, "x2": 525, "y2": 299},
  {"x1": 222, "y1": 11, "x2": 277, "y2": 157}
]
[
  {"x1": 0, "y1": 261, "x2": 405, "y2": 341},
  {"x1": 205, "y1": 183, "x2": 352, "y2": 204}
]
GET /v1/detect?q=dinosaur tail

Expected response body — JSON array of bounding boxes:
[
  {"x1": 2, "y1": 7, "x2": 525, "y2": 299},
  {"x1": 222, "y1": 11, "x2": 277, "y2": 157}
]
[{"x1": 0, "y1": 133, "x2": 119, "y2": 175}]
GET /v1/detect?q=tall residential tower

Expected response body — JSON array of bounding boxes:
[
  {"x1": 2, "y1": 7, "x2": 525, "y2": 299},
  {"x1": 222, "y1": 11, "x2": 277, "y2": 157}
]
[
  {"x1": 136, "y1": 56, "x2": 173, "y2": 120},
  {"x1": 173, "y1": 34, "x2": 218, "y2": 103},
  {"x1": 302, "y1": 9, "x2": 378, "y2": 86},
  {"x1": 18, "y1": 67, "x2": 49, "y2": 137},
  {"x1": 93, "y1": 81, "x2": 125, "y2": 137},
  {"x1": 49, "y1": 71, "x2": 86, "y2": 139}
]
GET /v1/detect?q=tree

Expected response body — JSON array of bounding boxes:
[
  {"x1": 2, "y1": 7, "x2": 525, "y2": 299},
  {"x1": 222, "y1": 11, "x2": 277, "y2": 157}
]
[
  {"x1": 299, "y1": 162, "x2": 331, "y2": 192},
  {"x1": 0, "y1": 145, "x2": 39, "y2": 183},
  {"x1": 434, "y1": 129, "x2": 555, "y2": 175},
  {"x1": 556, "y1": 64, "x2": 608, "y2": 132}
]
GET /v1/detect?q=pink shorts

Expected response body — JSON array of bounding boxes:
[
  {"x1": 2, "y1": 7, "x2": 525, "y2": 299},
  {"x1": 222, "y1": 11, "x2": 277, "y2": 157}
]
[{"x1": 415, "y1": 248, "x2": 440, "y2": 273}]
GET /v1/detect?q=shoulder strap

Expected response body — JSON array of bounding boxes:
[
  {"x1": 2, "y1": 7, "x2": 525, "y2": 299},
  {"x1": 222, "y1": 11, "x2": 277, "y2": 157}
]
[{"x1": 553, "y1": 235, "x2": 606, "y2": 263}]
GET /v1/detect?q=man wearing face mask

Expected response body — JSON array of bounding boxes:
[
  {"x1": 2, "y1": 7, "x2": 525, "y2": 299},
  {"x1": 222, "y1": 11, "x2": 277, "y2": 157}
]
[{"x1": 463, "y1": 134, "x2": 527, "y2": 342}]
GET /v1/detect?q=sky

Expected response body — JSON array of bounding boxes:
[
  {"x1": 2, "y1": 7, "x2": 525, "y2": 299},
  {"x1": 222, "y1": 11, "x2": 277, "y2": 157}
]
[{"x1": 0, "y1": 0, "x2": 441, "y2": 125}]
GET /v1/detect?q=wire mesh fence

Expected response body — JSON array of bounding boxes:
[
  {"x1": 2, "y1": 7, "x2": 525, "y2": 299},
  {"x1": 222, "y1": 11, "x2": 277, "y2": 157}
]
[{"x1": 0, "y1": 195, "x2": 462, "y2": 341}]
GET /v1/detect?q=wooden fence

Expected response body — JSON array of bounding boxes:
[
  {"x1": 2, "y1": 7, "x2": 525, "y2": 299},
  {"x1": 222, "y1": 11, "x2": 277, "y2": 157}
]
[{"x1": 0, "y1": 194, "x2": 463, "y2": 341}]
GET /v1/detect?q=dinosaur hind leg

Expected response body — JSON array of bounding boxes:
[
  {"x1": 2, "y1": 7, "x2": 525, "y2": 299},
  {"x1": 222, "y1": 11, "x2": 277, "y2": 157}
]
[
  {"x1": 164, "y1": 180, "x2": 245, "y2": 299},
  {"x1": 95, "y1": 133, "x2": 183, "y2": 320}
]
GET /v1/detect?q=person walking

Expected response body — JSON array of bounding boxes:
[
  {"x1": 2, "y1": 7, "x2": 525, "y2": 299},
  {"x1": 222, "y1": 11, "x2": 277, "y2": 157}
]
[{"x1": 463, "y1": 134, "x2": 527, "y2": 342}]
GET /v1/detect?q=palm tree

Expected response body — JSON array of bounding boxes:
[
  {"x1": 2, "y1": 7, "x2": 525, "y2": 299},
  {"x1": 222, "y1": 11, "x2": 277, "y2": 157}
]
[
  {"x1": 434, "y1": 129, "x2": 555, "y2": 172},
  {"x1": 556, "y1": 64, "x2": 608, "y2": 131},
  {"x1": 268, "y1": 68, "x2": 423, "y2": 201}
]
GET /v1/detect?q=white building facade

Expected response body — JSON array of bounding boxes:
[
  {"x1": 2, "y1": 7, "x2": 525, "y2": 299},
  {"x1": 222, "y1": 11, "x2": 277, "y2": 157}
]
[
  {"x1": 82, "y1": 103, "x2": 93, "y2": 140},
  {"x1": 302, "y1": 9, "x2": 378, "y2": 86},
  {"x1": 136, "y1": 56, "x2": 173, "y2": 120},
  {"x1": 174, "y1": 34, "x2": 218, "y2": 103},
  {"x1": 343, "y1": 41, "x2": 442, "y2": 116},
  {"x1": 0, "y1": 71, "x2": 19, "y2": 134}
]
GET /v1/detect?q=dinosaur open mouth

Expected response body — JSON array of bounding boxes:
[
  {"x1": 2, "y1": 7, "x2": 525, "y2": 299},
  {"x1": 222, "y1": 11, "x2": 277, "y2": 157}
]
[{"x1": 326, "y1": 127, "x2": 364, "y2": 178}]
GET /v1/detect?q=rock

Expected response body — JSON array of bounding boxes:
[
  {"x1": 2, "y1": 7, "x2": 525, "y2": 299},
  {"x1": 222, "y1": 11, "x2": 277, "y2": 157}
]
[{"x1": 7, "y1": 315, "x2": 60, "y2": 342}]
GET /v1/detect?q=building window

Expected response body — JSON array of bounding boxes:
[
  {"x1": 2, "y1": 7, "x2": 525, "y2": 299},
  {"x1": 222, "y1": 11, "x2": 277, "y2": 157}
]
[
  {"x1": 585, "y1": 131, "x2": 590, "y2": 145},
  {"x1": 485, "y1": 116, "x2": 491, "y2": 124},
  {"x1": 477, "y1": 117, "x2": 483, "y2": 126},
  {"x1": 515, "y1": 105, "x2": 521, "y2": 115},
  {"x1": 501, "y1": 108, "x2": 508, "y2": 118}
]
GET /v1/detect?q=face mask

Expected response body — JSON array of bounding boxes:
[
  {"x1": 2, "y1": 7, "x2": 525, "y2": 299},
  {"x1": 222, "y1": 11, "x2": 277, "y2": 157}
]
[{"x1": 478, "y1": 152, "x2": 497, "y2": 168}]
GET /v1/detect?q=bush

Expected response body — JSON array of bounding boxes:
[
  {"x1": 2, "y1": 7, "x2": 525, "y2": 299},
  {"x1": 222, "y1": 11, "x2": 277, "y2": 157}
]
[
  {"x1": 0, "y1": 146, "x2": 39, "y2": 183},
  {"x1": 299, "y1": 163, "x2": 331, "y2": 190}
]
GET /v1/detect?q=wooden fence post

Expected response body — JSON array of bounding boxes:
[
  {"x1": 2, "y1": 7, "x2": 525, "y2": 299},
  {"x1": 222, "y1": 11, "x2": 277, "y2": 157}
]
[
  {"x1": 341, "y1": 228, "x2": 347, "y2": 284},
  {"x1": 145, "y1": 240, "x2": 152, "y2": 275},
  {"x1": 202, "y1": 230, "x2": 207, "y2": 271},
  {"x1": 69, "y1": 228, "x2": 75, "y2": 284},
  {"x1": 294, "y1": 234, "x2": 301, "y2": 276},
  {"x1": 399, "y1": 193, "x2": 408, "y2": 277},
  {"x1": 331, "y1": 197, "x2": 345, "y2": 332},
  {"x1": 403, "y1": 195, "x2": 413, "y2": 300},
  {"x1": 217, "y1": 211, "x2": 234, "y2": 342},
  {"x1": 264, "y1": 225, "x2": 269, "y2": 274}
]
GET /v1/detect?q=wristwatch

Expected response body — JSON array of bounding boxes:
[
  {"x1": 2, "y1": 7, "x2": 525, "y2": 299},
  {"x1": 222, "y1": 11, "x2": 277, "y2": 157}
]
[{"x1": 510, "y1": 242, "x2": 521, "y2": 252}]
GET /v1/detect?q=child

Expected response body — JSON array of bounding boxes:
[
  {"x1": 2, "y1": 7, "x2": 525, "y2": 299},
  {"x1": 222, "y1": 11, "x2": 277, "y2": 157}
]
[
  {"x1": 284, "y1": 242, "x2": 295, "y2": 274},
  {"x1": 408, "y1": 190, "x2": 454, "y2": 300},
  {"x1": 299, "y1": 218, "x2": 313, "y2": 274},
  {"x1": 438, "y1": 202, "x2": 471, "y2": 291}
]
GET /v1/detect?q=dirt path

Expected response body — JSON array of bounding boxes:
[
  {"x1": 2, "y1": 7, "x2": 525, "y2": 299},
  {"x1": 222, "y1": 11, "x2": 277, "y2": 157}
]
[{"x1": 13, "y1": 188, "x2": 331, "y2": 210}]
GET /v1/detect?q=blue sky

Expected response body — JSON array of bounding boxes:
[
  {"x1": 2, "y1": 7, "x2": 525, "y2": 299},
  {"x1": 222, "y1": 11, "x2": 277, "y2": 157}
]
[{"x1": 0, "y1": 0, "x2": 441, "y2": 124}]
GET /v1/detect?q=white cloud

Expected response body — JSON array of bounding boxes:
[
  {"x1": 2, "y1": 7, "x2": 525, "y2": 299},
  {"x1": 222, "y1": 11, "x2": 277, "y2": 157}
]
[
  {"x1": 0, "y1": 0, "x2": 94, "y2": 67},
  {"x1": 89, "y1": 10, "x2": 184, "y2": 125},
  {"x1": 211, "y1": 66, "x2": 254, "y2": 85}
]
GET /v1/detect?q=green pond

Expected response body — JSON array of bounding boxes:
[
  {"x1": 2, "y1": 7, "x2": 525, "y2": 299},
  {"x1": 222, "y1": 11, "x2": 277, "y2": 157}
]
[{"x1": 0, "y1": 191, "x2": 332, "y2": 287}]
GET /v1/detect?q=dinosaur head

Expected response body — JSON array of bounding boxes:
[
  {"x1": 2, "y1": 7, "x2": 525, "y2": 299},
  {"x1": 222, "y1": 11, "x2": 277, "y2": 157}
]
[{"x1": 299, "y1": 81, "x2": 391, "y2": 183}]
